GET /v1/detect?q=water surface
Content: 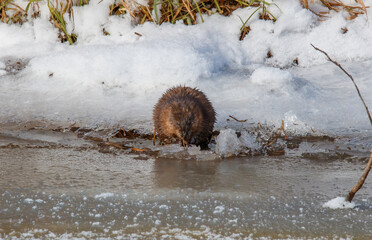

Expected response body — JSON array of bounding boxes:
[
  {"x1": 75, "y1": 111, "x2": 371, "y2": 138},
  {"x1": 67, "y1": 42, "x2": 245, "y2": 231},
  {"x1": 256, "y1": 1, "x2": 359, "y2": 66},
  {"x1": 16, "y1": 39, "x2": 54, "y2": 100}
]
[{"x1": 0, "y1": 130, "x2": 371, "y2": 239}]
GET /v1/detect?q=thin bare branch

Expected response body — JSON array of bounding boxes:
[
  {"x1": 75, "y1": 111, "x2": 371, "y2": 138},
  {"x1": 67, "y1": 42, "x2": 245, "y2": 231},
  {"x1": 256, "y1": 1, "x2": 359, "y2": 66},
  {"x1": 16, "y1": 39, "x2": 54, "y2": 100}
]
[
  {"x1": 229, "y1": 115, "x2": 248, "y2": 122},
  {"x1": 311, "y1": 44, "x2": 372, "y2": 126},
  {"x1": 311, "y1": 44, "x2": 372, "y2": 203},
  {"x1": 346, "y1": 149, "x2": 372, "y2": 202}
]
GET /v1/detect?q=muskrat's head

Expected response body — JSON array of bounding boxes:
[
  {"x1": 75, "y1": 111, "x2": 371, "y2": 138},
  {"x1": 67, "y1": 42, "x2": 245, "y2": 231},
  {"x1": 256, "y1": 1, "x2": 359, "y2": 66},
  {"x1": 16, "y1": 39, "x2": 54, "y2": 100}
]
[{"x1": 169, "y1": 100, "x2": 203, "y2": 147}]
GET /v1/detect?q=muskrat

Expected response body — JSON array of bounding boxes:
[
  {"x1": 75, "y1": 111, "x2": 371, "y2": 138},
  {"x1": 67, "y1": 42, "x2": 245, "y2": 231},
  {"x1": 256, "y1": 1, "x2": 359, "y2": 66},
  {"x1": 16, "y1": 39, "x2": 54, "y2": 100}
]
[{"x1": 153, "y1": 86, "x2": 216, "y2": 150}]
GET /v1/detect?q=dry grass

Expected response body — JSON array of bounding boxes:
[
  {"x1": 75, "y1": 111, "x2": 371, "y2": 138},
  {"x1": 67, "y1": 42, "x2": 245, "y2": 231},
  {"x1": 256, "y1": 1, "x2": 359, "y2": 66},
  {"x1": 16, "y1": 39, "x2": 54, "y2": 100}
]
[
  {"x1": 1, "y1": 0, "x2": 27, "y2": 24},
  {"x1": 109, "y1": 0, "x2": 276, "y2": 40},
  {"x1": 110, "y1": 0, "x2": 276, "y2": 25},
  {"x1": 301, "y1": 0, "x2": 368, "y2": 20},
  {"x1": 47, "y1": 0, "x2": 77, "y2": 44},
  {"x1": 0, "y1": 0, "x2": 42, "y2": 24}
]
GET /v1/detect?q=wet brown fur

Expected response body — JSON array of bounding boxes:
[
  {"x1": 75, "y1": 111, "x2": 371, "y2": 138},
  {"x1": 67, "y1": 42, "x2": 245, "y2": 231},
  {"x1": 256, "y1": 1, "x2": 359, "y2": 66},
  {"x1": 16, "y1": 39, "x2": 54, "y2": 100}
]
[{"x1": 153, "y1": 86, "x2": 216, "y2": 149}]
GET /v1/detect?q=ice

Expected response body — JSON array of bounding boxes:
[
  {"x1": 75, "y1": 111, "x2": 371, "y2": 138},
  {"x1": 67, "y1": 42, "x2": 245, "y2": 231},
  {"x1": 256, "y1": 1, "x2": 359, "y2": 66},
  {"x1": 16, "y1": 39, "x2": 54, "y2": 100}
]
[
  {"x1": 239, "y1": 131, "x2": 260, "y2": 151},
  {"x1": 24, "y1": 198, "x2": 34, "y2": 204},
  {"x1": 157, "y1": 144, "x2": 220, "y2": 161},
  {"x1": 213, "y1": 205, "x2": 225, "y2": 214},
  {"x1": 159, "y1": 205, "x2": 169, "y2": 210},
  {"x1": 215, "y1": 129, "x2": 261, "y2": 157},
  {"x1": 94, "y1": 193, "x2": 114, "y2": 199},
  {"x1": 284, "y1": 111, "x2": 313, "y2": 135},
  {"x1": 187, "y1": 146, "x2": 220, "y2": 161},
  {"x1": 215, "y1": 129, "x2": 241, "y2": 157},
  {"x1": 323, "y1": 197, "x2": 356, "y2": 209}
]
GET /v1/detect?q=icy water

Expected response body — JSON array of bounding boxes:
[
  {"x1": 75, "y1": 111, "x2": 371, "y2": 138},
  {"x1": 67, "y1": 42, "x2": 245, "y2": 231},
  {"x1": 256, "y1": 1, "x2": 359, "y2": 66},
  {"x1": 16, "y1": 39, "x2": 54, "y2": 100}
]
[{"x1": 0, "y1": 129, "x2": 371, "y2": 239}]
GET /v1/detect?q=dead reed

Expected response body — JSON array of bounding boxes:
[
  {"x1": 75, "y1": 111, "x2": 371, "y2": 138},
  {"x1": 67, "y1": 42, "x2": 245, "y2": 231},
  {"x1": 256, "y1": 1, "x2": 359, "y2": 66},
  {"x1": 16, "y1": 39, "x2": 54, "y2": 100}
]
[
  {"x1": 301, "y1": 0, "x2": 368, "y2": 20},
  {"x1": 47, "y1": 0, "x2": 77, "y2": 44},
  {"x1": 1, "y1": 0, "x2": 27, "y2": 24},
  {"x1": 112, "y1": 0, "x2": 276, "y2": 24}
]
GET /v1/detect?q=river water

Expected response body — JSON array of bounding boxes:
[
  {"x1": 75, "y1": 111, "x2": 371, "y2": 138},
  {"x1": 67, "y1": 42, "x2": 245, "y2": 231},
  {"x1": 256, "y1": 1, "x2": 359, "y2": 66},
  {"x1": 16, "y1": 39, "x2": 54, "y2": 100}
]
[{"x1": 0, "y1": 128, "x2": 371, "y2": 239}]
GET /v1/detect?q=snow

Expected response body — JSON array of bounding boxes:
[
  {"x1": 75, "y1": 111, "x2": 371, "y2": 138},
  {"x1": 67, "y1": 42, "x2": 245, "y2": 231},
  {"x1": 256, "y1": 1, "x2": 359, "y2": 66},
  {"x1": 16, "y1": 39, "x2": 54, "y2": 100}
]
[
  {"x1": 0, "y1": 61, "x2": 5, "y2": 76},
  {"x1": 250, "y1": 66, "x2": 294, "y2": 94},
  {"x1": 323, "y1": 197, "x2": 356, "y2": 209},
  {"x1": 0, "y1": 0, "x2": 371, "y2": 139},
  {"x1": 24, "y1": 198, "x2": 34, "y2": 204},
  {"x1": 94, "y1": 192, "x2": 114, "y2": 199},
  {"x1": 213, "y1": 205, "x2": 225, "y2": 214}
]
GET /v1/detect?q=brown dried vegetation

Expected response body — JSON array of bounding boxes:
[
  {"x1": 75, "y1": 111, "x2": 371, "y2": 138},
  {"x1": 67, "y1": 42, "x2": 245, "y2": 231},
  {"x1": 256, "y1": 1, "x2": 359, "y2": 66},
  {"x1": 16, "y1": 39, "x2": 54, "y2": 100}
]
[
  {"x1": 0, "y1": 0, "x2": 40, "y2": 24},
  {"x1": 47, "y1": 0, "x2": 77, "y2": 44},
  {"x1": 301, "y1": 0, "x2": 368, "y2": 20},
  {"x1": 109, "y1": 0, "x2": 276, "y2": 26}
]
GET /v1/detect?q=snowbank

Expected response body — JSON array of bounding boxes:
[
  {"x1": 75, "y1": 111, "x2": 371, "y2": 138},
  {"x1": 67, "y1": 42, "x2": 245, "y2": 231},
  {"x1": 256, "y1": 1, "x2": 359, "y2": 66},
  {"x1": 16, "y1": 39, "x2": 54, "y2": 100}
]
[{"x1": 0, "y1": 0, "x2": 371, "y2": 136}]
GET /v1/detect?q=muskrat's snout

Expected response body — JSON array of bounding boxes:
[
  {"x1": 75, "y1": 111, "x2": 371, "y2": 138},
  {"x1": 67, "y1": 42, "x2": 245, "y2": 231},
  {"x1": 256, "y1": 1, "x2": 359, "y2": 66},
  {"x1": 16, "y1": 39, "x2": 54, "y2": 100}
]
[{"x1": 177, "y1": 118, "x2": 192, "y2": 147}]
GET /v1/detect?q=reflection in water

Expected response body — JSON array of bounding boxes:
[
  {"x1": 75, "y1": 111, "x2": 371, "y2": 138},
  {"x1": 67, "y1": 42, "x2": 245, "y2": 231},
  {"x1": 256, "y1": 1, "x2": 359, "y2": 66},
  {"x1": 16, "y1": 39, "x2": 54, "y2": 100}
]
[{"x1": 153, "y1": 159, "x2": 220, "y2": 190}]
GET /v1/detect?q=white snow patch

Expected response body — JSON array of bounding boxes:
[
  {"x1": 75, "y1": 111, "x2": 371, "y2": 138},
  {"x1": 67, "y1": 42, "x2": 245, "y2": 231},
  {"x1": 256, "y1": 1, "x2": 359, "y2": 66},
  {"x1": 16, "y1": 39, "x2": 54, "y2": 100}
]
[
  {"x1": 159, "y1": 205, "x2": 169, "y2": 210},
  {"x1": 94, "y1": 193, "x2": 114, "y2": 199},
  {"x1": 250, "y1": 67, "x2": 294, "y2": 96},
  {"x1": 24, "y1": 198, "x2": 34, "y2": 204},
  {"x1": 323, "y1": 197, "x2": 355, "y2": 209},
  {"x1": 213, "y1": 205, "x2": 225, "y2": 214}
]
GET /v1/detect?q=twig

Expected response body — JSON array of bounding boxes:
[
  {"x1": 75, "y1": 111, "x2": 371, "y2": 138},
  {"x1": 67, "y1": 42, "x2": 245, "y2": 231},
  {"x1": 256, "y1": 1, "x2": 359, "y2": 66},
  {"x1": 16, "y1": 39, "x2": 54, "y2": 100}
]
[
  {"x1": 346, "y1": 149, "x2": 372, "y2": 202},
  {"x1": 229, "y1": 115, "x2": 248, "y2": 122},
  {"x1": 106, "y1": 141, "x2": 129, "y2": 149},
  {"x1": 311, "y1": 44, "x2": 372, "y2": 126},
  {"x1": 311, "y1": 44, "x2": 372, "y2": 202},
  {"x1": 280, "y1": 120, "x2": 288, "y2": 140},
  {"x1": 132, "y1": 147, "x2": 150, "y2": 152}
]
